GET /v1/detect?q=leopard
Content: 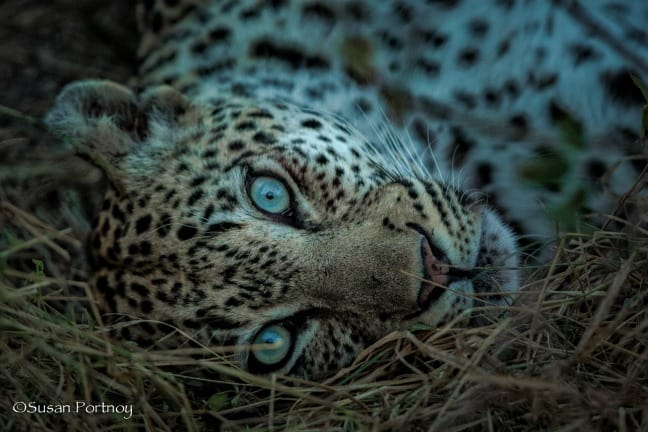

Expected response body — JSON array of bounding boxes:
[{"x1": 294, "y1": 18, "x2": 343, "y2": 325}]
[{"x1": 45, "y1": 0, "x2": 647, "y2": 379}]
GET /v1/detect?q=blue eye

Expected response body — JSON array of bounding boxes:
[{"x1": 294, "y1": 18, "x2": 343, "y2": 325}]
[
  {"x1": 249, "y1": 176, "x2": 291, "y2": 214},
  {"x1": 251, "y1": 324, "x2": 292, "y2": 366}
]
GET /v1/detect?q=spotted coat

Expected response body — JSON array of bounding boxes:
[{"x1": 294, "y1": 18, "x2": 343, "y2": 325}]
[{"x1": 46, "y1": 0, "x2": 646, "y2": 378}]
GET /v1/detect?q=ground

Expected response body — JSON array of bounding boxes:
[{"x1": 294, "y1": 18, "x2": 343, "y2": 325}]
[{"x1": 1, "y1": 0, "x2": 135, "y2": 239}]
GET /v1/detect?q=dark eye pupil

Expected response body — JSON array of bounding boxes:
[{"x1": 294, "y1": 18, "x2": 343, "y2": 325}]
[{"x1": 265, "y1": 192, "x2": 275, "y2": 200}]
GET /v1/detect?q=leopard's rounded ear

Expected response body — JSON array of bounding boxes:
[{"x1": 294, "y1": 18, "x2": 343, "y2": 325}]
[
  {"x1": 45, "y1": 80, "x2": 193, "y2": 189},
  {"x1": 139, "y1": 84, "x2": 193, "y2": 122},
  {"x1": 46, "y1": 80, "x2": 192, "y2": 149},
  {"x1": 46, "y1": 80, "x2": 147, "y2": 158}
]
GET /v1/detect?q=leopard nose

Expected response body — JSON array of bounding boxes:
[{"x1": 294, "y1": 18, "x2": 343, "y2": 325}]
[
  {"x1": 410, "y1": 222, "x2": 479, "y2": 309},
  {"x1": 417, "y1": 235, "x2": 449, "y2": 308}
]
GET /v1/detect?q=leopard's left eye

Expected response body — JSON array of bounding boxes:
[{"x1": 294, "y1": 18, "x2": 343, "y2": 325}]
[
  {"x1": 251, "y1": 324, "x2": 292, "y2": 366},
  {"x1": 249, "y1": 176, "x2": 291, "y2": 214},
  {"x1": 247, "y1": 322, "x2": 296, "y2": 373}
]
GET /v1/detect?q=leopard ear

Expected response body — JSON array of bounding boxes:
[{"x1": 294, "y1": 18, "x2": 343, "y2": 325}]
[{"x1": 45, "y1": 80, "x2": 192, "y2": 189}]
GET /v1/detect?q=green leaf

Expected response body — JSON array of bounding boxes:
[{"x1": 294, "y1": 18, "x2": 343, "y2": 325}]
[
  {"x1": 640, "y1": 106, "x2": 648, "y2": 139},
  {"x1": 31, "y1": 258, "x2": 45, "y2": 277},
  {"x1": 206, "y1": 392, "x2": 230, "y2": 412},
  {"x1": 518, "y1": 148, "x2": 569, "y2": 191},
  {"x1": 557, "y1": 113, "x2": 585, "y2": 149},
  {"x1": 547, "y1": 187, "x2": 592, "y2": 233},
  {"x1": 2, "y1": 228, "x2": 19, "y2": 247},
  {"x1": 340, "y1": 36, "x2": 375, "y2": 84},
  {"x1": 409, "y1": 323, "x2": 434, "y2": 332},
  {"x1": 630, "y1": 74, "x2": 648, "y2": 102}
]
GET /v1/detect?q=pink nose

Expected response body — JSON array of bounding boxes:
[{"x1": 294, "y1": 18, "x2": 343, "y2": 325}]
[{"x1": 417, "y1": 237, "x2": 449, "y2": 307}]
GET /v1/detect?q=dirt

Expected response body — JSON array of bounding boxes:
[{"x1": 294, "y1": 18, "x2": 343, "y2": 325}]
[
  {"x1": 0, "y1": 1, "x2": 135, "y2": 121},
  {"x1": 0, "y1": 1, "x2": 137, "y2": 283}
]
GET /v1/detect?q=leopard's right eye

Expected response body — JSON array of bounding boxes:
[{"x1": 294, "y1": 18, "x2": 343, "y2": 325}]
[{"x1": 249, "y1": 176, "x2": 291, "y2": 215}]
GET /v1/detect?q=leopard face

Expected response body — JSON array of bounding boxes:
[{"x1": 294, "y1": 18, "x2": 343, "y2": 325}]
[{"x1": 46, "y1": 81, "x2": 519, "y2": 378}]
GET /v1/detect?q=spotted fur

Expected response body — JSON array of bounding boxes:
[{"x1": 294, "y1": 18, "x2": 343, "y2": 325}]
[{"x1": 46, "y1": 0, "x2": 646, "y2": 378}]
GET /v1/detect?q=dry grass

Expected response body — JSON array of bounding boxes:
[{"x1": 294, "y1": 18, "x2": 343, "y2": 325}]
[{"x1": 1, "y1": 166, "x2": 647, "y2": 431}]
